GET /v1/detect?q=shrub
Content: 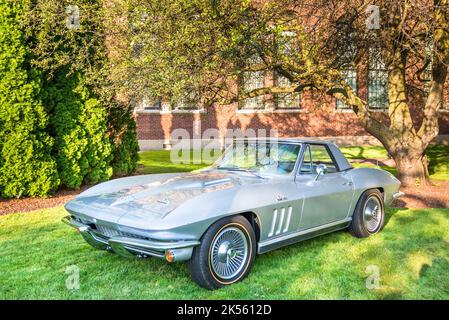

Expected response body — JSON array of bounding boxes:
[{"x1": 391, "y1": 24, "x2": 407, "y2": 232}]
[
  {"x1": 0, "y1": 0, "x2": 59, "y2": 198},
  {"x1": 107, "y1": 102, "x2": 140, "y2": 176},
  {"x1": 0, "y1": 0, "x2": 138, "y2": 198},
  {"x1": 31, "y1": 0, "x2": 137, "y2": 183},
  {"x1": 45, "y1": 71, "x2": 112, "y2": 188}
]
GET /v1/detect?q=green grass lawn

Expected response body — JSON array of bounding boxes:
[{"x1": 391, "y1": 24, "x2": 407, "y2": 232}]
[
  {"x1": 1, "y1": 206, "x2": 448, "y2": 299},
  {"x1": 137, "y1": 144, "x2": 449, "y2": 180},
  {"x1": 137, "y1": 150, "x2": 211, "y2": 174},
  {"x1": 340, "y1": 144, "x2": 449, "y2": 180}
]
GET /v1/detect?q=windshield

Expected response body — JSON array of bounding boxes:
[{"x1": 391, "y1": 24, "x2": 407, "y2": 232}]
[{"x1": 214, "y1": 141, "x2": 301, "y2": 176}]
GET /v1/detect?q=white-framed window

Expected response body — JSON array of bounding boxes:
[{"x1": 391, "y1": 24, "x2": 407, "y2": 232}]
[
  {"x1": 333, "y1": 19, "x2": 358, "y2": 110},
  {"x1": 139, "y1": 97, "x2": 162, "y2": 111},
  {"x1": 274, "y1": 72, "x2": 300, "y2": 109},
  {"x1": 368, "y1": 48, "x2": 388, "y2": 110},
  {"x1": 173, "y1": 91, "x2": 201, "y2": 110},
  {"x1": 273, "y1": 31, "x2": 300, "y2": 110},
  {"x1": 240, "y1": 57, "x2": 265, "y2": 110},
  {"x1": 336, "y1": 69, "x2": 357, "y2": 110},
  {"x1": 136, "y1": 94, "x2": 203, "y2": 113}
]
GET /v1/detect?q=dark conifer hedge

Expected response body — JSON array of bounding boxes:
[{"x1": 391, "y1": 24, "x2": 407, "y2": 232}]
[
  {"x1": 0, "y1": 0, "x2": 138, "y2": 198},
  {"x1": 0, "y1": 0, "x2": 59, "y2": 197}
]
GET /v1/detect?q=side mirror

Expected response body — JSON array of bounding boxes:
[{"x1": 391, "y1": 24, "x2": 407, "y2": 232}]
[{"x1": 315, "y1": 164, "x2": 328, "y2": 181}]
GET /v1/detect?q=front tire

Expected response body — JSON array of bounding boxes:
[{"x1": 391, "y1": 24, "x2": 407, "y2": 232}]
[
  {"x1": 188, "y1": 215, "x2": 256, "y2": 290},
  {"x1": 349, "y1": 189, "x2": 385, "y2": 238}
]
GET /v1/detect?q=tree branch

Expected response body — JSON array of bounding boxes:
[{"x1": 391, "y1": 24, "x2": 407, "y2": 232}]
[
  {"x1": 219, "y1": 85, "x2": 300, "y2": 105},
  {"x1": 417, "y1": 0, "x2": 449, "y2": 145}
]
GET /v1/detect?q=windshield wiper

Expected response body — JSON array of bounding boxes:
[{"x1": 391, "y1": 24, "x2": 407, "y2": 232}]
[{"x1": 216, "y1": 167, "x2": 266, "y2": 179}]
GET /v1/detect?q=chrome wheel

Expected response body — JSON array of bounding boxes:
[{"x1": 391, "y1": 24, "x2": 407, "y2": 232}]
[
  {"x1": 363, "y1": 196, "x2": 382, "y2": 232},
  {"x1": 210, "y1": 227, "x2": 249, "y2": 280}
]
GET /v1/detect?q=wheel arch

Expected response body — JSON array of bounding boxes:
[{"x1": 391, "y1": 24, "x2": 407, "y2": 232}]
[
  {"x1": 364, "y1": 187, "x2": 384, "y2": 202},
  {"x1": 201, "y1": 211, "x2": 261, "y2": 244},
  {"x1": 355, "y1": 187, "x2": 385, "y2": 207},
  {"x1": 376, "y1": 187, "x2": 385, "y2": 201},
  {"x1": 239, "y1": 211, "x2": 261, "y2": 243},
  {"x1": 376, "y1": 186, "x2": 384, "y2": 194}
]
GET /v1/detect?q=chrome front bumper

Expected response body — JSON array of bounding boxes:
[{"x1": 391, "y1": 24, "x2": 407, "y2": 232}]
[{"x1": 62, "y1": 216, "x2": 199, "y2": 262}]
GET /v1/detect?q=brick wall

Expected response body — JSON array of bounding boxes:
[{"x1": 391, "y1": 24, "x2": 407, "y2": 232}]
[{"x1": 136, "y1": 91, "x2": 449, "y2": 147}]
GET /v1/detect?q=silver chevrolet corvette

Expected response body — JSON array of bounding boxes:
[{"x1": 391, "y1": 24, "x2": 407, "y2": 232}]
[{"x1": 63, "y1": 138, "x2": 402, "y2": 290}]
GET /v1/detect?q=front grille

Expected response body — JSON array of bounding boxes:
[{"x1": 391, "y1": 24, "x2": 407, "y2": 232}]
[{"x1": 94, "y1": 224, "x2": 146, "y2": 240}]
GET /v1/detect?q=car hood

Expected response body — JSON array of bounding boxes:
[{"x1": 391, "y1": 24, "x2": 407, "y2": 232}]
[{"x1": 65, "y1": 170, "x2": 264, "y2": 224}]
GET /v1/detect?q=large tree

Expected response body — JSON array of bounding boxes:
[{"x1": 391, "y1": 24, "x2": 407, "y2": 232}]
[
  {"x1": 119, "y1": 0, "x2": 449, "y2": 187},
  {"x1": 29, "y1": 0, "x2": 139, "y2": 181}
]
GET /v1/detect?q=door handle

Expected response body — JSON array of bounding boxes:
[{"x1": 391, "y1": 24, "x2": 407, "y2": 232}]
[{"x1": 343, "y1": 181, "x2": 353, "y2": 186}]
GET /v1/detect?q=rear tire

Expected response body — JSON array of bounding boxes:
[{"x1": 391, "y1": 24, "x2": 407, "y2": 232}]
[
  {"x1": 188, "y1": 215, "x2": 256, "y2": 290},
  {"x1": 349, "y1": 189, "x2": 384, "y2": 238}
]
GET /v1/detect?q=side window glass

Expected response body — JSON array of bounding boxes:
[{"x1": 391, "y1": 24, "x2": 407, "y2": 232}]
[
  {"x1": 310, "y1": 145, "x2": 338, "y2": 173},
  {"x1": 300, "y1": 145, "x2": 313, "y2": 174}
]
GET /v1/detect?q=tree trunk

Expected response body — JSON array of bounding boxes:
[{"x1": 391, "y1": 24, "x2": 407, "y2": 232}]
[
  {"x1": 309, "y1": 0, "x2": 449, "y2": 188},
  {"x1": 381, "y1": 49, "x2": 432, "y2": 188},
  {"x1": 389, "y1": 147, "x2": 431, "y2": 187}
]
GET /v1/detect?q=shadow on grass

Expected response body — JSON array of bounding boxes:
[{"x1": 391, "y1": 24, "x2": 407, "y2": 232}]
[
  {"x1": 416, "y1": 257, "x2": 449, "y2": 299},
  {"x1": 427, "y1": 145, "x2": 449, "y2": 180}
]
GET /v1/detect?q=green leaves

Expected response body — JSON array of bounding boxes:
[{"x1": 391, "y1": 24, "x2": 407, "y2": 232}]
[
  {"x1": 45, "y1": 71, "x2": 113, "y2": 189},
  {"x1": 119, "y1": 0, "x2": 312, "y2": 104},
  {"x1": 107, "y1": 102, "x2": 139, "y2": 177},
  {"x1": 0, "y1": 0, "x2": 138, "y2": 198},
  {"x1": 27, "y1": 0, "x2": 107, "y2": 83},
  {"x1": 0, "y1": 0, "x2": 59, "y2": 198}
]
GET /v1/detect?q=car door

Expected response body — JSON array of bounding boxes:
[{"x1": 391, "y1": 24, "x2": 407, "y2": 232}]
[
  {"x1": 295, "y1": 144, "x2": 355, "y2": 230},
  {"x1": 251, "y1": 142, "x2": 305, "y2": 241}
]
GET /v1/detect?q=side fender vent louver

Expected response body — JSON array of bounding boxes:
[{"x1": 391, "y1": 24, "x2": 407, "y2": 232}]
[{"x1": 268, "y1": 206, "x2": 293, "y2": 237}]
